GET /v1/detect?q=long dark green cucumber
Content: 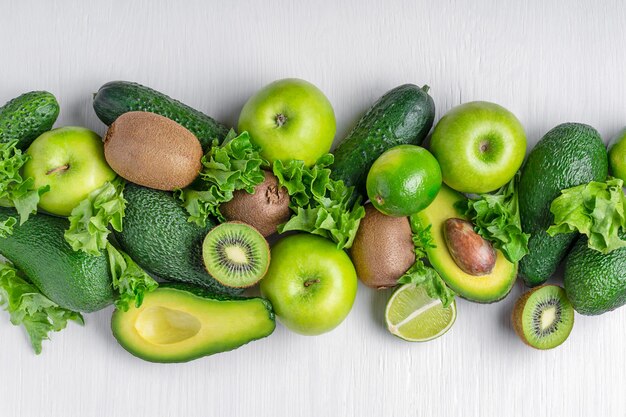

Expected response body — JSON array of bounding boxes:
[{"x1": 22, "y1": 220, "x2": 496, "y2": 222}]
[
  {"x1": 93, "y1": 81, "x2": 229, "y2": 150},
  {"x1": 330, "y1": 84, "x2": 435, "y2": 198}
]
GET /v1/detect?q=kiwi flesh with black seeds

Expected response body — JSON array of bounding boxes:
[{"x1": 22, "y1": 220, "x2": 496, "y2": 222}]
[
  {"x1": 202, "y1": 222, "x2": 270, "y2": 288},
  {"x1": 220, "y1": 170, "x2": 291, "y2": 237},
  {"x1": 512, "y1": 285, "x2": 574, "y2": 350}
]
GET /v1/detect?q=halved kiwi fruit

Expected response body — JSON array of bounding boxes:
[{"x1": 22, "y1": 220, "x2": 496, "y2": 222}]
[
  {"x1": 512, "y1": 285, "x2": 574, "y2": 350},
  {"x1": 202, "y1": 222, "x2": 270, "y2": 288}
]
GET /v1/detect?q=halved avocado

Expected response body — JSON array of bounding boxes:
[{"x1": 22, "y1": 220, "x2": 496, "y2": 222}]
[
  {"x1": 414, "y1": 185, "x2": 517, "y2": 303},
  {"x1": 111, "y1": 284, "x2": 275, "y2": 363}
]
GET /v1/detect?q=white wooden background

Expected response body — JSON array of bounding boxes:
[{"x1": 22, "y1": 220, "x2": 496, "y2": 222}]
[{"x1": 1, "y1": 1, "x2": 625, "y2": 416}]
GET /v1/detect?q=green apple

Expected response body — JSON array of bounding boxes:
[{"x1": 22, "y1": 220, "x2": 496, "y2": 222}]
[
  {"x1": 609, "y1": 128, "x2": 626, "y2": 182},
  {"x1": 23, "y1": 127, "x2": 116, "y2": 216},
  {"x1": 430, "y1": 101, "x2": 527, "y2": 193},
  {"x1": 260, "y1": 234, "x2": 357, "y2": 335},
  {"x1": 238, "y1": 78, "x2": 336, "y2": 166}
]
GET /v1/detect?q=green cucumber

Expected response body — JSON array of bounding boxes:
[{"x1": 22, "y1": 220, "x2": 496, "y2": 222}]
[
  {"x1": 0, "y1": 91, "x2": 60, "y2": 149},
  {"x1": 330, "y1": 84, "x2": 435, "y2": 198},
  {"x1": 92, "y1": 81, "x2": 229, "y2": 150}
]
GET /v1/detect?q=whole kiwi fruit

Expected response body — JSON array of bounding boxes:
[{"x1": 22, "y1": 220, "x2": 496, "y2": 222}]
[
  {"x1": 104, "y1": 111, "x2": 203, "y2": 190},
  {"x1": 220, "y1": 170, "x2": 291, "y2": 237},
  {"x1": 350, "y1": 203, "x2": 415, "y2": 289}
]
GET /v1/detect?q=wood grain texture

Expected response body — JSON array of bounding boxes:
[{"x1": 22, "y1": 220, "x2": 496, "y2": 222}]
[{"x1": 1, "y1": 1, "x2": 626, "y2": 416}]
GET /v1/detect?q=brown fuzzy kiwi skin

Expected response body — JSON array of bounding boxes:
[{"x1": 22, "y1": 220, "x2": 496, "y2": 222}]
[
  {"x1": 512, "y1": 286, "x2": 536, "y2": 349},
  {"x1": 104, "y1": 111, "x2": 203, "y2": 191},
  {"x1": 349, "y1": 203, "x2": 415, "y2": 289},
  {"x1": 202, "y1": 221, "x2": 271, "y2": 289},
  {"x1": 220, "y1": 171, "x2": 291, "y2": 237}
]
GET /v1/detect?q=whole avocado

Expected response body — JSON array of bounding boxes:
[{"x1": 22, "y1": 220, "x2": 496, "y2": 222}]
[
  {"x1": 518, "y1": 123, "x2": 608, "y2": 287},
  {"x1": 0, "y1": 207, "x2": 114, "y2": 312},
  {"x1": 330, "y1": 84, "x2": 435, "y2": 199},
  {"x1": 564, "y1": 231, "x2": 626, "y2": 315},
  {"x1": 114, "y1": 183, "x2": 241, "y2": 295}
]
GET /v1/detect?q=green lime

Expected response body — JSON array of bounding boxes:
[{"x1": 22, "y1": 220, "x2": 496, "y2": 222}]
[
  {"x1": 609, "y1": 128, "x2": 626, "y2": 182},
  {"x1": 385, "y1": 283, "x2": 456, "y2": 342},
  {"x1": 366, "y1": 145, "x2": 442, "y2": 217}
]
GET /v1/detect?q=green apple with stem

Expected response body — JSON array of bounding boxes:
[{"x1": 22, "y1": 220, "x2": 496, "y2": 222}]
[
  {"x1": 23, "y1": 127, "x2": 116, "y2": 216},
  {"x1": 430, "y1": 101, "x2": 527, "y2": 193},
  {"x1": 260, "y1": 233, "x2": 357, "y2": 335},
  {"x1": 238, "y1": 78, "x2": 336, "y2": 166}
]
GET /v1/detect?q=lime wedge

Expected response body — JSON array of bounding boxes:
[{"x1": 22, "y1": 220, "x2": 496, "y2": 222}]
[{"x1": 385, "y1": 283, "x2": 456, "y2": 342}]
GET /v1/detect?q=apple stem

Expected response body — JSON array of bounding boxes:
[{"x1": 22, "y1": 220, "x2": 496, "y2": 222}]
[
  {"x1": 46, "y1": 164, "x2": 70, "y2": 175},
  {"x1": 275, "y1": 113, "x2": 287, "y2": 127},
  {"x1": 303, "y1": 279, "x2": 320, "y2": 287}
]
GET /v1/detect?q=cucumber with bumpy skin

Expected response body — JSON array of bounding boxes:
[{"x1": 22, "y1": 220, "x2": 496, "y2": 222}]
[
  {"x1": 93, "y1": 81, "x2": 229, "y2": 150},
  {"x1": 330, "y1": 84, "x2": 435, "y2": 198},
  {"x1": 0, "y1": 91, "x2": 59, "y2": 149}
]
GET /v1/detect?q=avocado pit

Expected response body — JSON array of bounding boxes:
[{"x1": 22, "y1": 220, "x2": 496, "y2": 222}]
[{"x1": 443, "y1": 218, "x2": 496, "y2": 276}]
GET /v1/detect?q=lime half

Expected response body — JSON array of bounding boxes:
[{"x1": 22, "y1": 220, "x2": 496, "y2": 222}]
[{"x1": 385, "y1": 284, "x2": 456, "y2": 342}]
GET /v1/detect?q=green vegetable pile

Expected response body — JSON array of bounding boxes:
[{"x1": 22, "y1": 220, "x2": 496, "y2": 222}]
[{"x1": 1, "y1": 78, "x2": 626, "y2": 360}]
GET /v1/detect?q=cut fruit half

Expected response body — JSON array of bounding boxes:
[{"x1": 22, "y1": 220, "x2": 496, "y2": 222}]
[
  {"x1": 385, "y1": 283, "x2": 456, "y2": 342},
  {"x1": 202, "y1": 222, "x2": 270, "y2": 288},
  {"x1": 512, "y1": 285, "x2": 574, "y2": 350}
]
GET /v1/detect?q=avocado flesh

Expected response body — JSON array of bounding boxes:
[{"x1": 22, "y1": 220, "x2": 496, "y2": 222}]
[
  {"x1": 111, "y1": 284, "x2": 276, "y2": 363},
  {"x1": 0, "y1": 207, "x2": 113, "y2": 312},
  {"x1": 414, "y1": 185, "x2": 517, "y2": 303},
  {"x1": 564, "y1": 231, "x2": 626, "y2": 315}
]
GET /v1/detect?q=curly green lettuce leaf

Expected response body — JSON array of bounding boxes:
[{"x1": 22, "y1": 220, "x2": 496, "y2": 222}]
[
  {"x1": 397, "y1": 215, "x2": 455, "y2": 307},
  {"x1": 0, "y1": 140, "x2": 49, "y2": 232},
  {"x1": 64, "y1": 177, "x2": 126, "y2": 256},
  {"x1": 176, "y1": 130, "x2": 266, "y2": 226},
  {"x1": 0, "y1": 217, "x2": 17, "y2": 238},
  {"x1": 273, "y1": 154, "x2": 365, "y2": 249},
  {"x1": 455, "y1": 173, "x2": 529, "y2": 263},
  {"x1": 547, "y1": 177, "x2": 626, "y2": 254},
  {"x1": 0, "y1": 261, "x2": 83, "y2": 354},
  {"x1": 106, "y1": 243, "x2": 158, "y2": 311}
]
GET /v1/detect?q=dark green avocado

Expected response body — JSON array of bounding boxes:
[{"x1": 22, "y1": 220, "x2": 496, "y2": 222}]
[
  {"x1": 518, "y1": 123, "x2": 608, "y2": 287},
  {"x1": 0, "y1": 207, "x2": 114, "y2": 312},
  {"x1": 564, "y1": 231, "x2": 626, "y2": 315},
  {"x1": 114, "y1": 183, "x2": 241, "y2": 295}
]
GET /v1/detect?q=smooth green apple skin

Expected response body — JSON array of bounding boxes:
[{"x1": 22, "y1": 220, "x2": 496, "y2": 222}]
[
  {"x1": 238, "y1": 78, "x2": 336, "y2": 166},
  {"x1": 608, "y1": 128, "x2": 626, "y2": 182},
  {"x1": 430, "y1": 101, "x2": 526, "y2": 193},
  {"x1": 23, "y1": 127, "x2": 116, "y2": 216},
  {"x1": 260, "y1": 234, "x2": 357, "y2": 336}
]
